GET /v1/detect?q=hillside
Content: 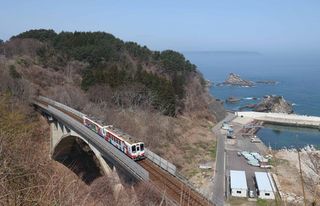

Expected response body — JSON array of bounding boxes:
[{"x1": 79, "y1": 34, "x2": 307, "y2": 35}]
[
  {"x1": 0, "y1": 94, "x2": 163, "y2": 205},
  {"x1": 0, "y1": 29, "x2": 225, "y2": 196},
  {"x1": 9, "y1": 29, "x2": 216, "y2": 117}
]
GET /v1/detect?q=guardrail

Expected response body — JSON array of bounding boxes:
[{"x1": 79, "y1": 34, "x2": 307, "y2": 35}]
[{"x1": 145, "y1": 149, "x2": 176, "y2": 175}]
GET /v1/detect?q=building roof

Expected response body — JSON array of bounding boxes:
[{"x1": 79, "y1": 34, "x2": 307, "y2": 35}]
[
  {"x1": 255, "y1": 172, "x2": 276, "y2": 192},
  {"x1": 230, "y1": 170, "x2": 248, "y2": 190}
]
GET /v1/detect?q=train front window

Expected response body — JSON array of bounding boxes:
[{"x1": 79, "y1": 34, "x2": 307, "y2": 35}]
[
  {"x1": 140, "y1": 144, "x2": 144, "y2": 151},
  {"x1": 132, "y1": 145, "x2": 136, "y2": 153},
  {"x1": 137, "y1": 145, "x2": 140, "y2": 151}
]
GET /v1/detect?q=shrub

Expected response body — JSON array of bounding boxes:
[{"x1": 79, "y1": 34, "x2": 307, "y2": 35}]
[{"x1": 9, "y1": 65, "x2": 21, "y2": 79}]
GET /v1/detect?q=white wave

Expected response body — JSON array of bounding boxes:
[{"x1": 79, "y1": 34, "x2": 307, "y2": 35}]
[
  {"x1": 243, "y1": 97, "x2": 259, "y2": 100},
  {"x1": 243, "y1": 97, "x2": 254, "y2": 100}
]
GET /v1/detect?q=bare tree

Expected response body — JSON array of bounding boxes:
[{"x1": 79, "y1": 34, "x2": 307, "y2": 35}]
[{"x1": 304, "y1": 152, "x2": 320, "y2": 205}]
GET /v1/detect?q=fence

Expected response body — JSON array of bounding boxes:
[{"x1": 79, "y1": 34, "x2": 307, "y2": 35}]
[{"x1": 145, "y1": 149, "x2": 176, "y2": 175}]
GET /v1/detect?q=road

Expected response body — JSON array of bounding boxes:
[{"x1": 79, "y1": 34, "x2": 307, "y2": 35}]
[{"x1": 211, "y1": 113, "x2": 235, "y2": 206}]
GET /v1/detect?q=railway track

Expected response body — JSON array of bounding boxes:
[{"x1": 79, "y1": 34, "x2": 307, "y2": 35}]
[
  {"x1": 36, "y1": 99, "x2": 83, "y2": 123},
  {"x1": 35, "y1": 98, "x2": 214, "y2": 206},
  {"x1": 139, "y1": 159, "x2": 213, "y2": 206}
]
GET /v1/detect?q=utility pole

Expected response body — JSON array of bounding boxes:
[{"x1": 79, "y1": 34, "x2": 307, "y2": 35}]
[
  {"x1": 298, "y1": 149, "x2": 307, "y2": 206},
  {"x1": 313, "y1": 184, "x2": 319, "y2": 206},
  {"x1": 180, "y1": 182, "x2": 184, "y2": 205}
]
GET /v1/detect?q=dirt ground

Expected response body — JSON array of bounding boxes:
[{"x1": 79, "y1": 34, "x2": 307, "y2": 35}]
[
  {"x1": 168, "y1": 116, "x2": 217, "y2": 189},
  {"x1": 273, "y1": 150, "x2": 320, "y2": 205}
]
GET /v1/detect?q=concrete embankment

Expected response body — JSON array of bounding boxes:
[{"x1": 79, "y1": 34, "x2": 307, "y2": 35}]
[{"x1": 236, "y1": 111, "x2": 320, "y2": 129}]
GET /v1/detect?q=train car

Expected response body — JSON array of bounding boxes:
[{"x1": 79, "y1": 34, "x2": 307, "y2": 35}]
[
  {"x1": 83, "y1": 116, "x2": 145, "y2": 160},
  {"x1": 104, "y1": 125, "x2": 145, "y2": 160}
]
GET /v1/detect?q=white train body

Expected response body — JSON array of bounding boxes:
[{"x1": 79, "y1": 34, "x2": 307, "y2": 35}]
[{"x1": 83, "y1": 116, "x2": 145, "y2": 160}]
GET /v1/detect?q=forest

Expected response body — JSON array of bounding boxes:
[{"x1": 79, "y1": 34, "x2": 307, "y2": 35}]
[{"x1": 14, "y1": 29, "x2": 201, "y2": 116}]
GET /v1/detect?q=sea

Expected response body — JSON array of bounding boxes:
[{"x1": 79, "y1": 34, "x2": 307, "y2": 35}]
[{"x1": 184, "y1": 51, "x2": 320, "y2": 150}]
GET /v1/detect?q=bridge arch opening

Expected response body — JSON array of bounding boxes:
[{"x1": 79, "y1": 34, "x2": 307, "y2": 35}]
[{"x1": 52, "y1": 135, "x2": 104, "y2": 184}]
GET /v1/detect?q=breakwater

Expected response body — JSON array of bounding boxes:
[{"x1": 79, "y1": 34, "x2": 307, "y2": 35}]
[{"x1": 236, "y1": 111, "x2": 320, "y2": 129}]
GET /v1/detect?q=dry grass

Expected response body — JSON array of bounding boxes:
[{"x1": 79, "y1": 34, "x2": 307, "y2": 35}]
[
  {"x1": 0, "y1": 95, "x2": 169, "y2": 205},
  {"x1": 274, "y1": 150, "x2": 320, "y2": 205}
]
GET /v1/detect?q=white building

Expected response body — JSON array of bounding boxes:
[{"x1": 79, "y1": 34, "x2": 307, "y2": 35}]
[
  {"x1": 230, "y1": 170, "x2": 248, "y2": 197},
  {"x1": 255, "y1": 172, "x2": 276, "y2": 199}
]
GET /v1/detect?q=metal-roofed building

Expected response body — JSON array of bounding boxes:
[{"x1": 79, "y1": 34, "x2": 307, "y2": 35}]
[
  {"x1": 230, "y1": 170, "x2": 248, "y2": 197},
  {"x1": 255, "y1": 172, "x2": 276, "y2": 199}
]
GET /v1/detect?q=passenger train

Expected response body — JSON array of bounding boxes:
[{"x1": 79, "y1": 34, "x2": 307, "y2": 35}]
[{"x1": 82, "y1": 116, "x2": 145, "y2": 160}]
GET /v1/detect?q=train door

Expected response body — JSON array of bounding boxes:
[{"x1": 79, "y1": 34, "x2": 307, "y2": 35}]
[
  {"x1": 105, "y1": 133, "x2": 109, "y2": 141},
  {"x1": 123, "y1": 145, "x2": 127, "y2": 154},
  {"x1": 121, "y1": 141, "x2": 124, "y2": 152},
  {"x1": 136, "y1": 144, "x2": 140, "y2": 155},
  {"x1": 132, "y1": 145, "x2": 136, "y2": 157}
]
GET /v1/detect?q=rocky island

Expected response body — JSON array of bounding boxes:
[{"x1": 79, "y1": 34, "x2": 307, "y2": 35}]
[
  {"x1": 216, "y1": 73, "x2": 278, "y2": 87},
  {"x1": 220, "y1": 73, "x2": 255, "y2": 87},
  {"x1": 254, "y1": 95, "x2": 293, "y2": 113}
]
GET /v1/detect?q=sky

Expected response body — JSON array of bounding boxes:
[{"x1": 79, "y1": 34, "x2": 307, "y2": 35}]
[{"x1": 1, "y1": 0, "x2": 320, "y2": 52}]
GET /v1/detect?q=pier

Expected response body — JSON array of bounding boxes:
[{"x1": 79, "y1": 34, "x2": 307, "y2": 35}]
[{"x1": 236, "y1": 111, "x2": 320, "y2": 129}]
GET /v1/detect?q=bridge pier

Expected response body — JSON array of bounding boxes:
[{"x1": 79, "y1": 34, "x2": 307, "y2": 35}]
[{"x1": 49, "y1": 119, "x2": 116, "y2": 182}]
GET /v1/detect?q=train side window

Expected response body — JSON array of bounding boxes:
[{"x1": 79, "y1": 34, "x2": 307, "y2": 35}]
[
  {"x1": 132, "y1": 145, "x2": 136, "y2": 153},
  {"x1": 140, "y1": 144, "x2": 144, "y2": 151}
]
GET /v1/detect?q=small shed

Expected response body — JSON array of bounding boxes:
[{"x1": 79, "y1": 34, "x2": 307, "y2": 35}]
[
  {"x1": 230, "y1": 170, "x2": 248, "y2": 197},
  {"x1": 255, "y1": 172, "x2": 276, "y2": 199}
]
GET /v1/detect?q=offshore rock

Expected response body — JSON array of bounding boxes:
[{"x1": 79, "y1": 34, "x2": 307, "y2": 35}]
[
  {"x1": 224, "y1": 73, "x2": 254, "y2": 87},
  {"x1": 226, "y1": 96, "x2": 241, "y2": 103},
  {"x1": 255, "y1": 80, "x2": 278, "y2": 85},
  {"x1": 254, "y1": 95, "x2": 293, "y2": 114}
]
